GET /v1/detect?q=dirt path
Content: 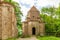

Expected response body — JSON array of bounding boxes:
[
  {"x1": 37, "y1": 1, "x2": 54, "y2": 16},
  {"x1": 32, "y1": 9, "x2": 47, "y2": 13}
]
[{"x1": 17, "y1": 36, "x2": 38, "y2": 40}]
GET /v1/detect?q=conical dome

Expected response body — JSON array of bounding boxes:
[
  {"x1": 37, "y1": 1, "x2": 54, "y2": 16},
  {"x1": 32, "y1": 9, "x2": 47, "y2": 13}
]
[
  {"x1": 28, "y1": 6, "x2": 39, "y2": 12},
  {"x1": 26, "y1": 6, "x2": 40, "y2": 21}
]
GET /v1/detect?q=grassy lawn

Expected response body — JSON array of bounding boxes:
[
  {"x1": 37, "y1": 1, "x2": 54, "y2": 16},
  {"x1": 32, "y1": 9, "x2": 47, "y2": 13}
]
[
  {"x1": 37, "y1": 36, "x2": 60, "y2": 40},
  {"x1": 6, "y1": 38, "x2": 17, "y2": 40}
]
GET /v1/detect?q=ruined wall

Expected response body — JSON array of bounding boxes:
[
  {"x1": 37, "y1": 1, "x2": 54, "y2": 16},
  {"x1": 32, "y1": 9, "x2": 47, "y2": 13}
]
[
  {"x1": 22, "y1": 22, "x2": 28, "y2": 36},
  {"x1": 0, "y1": 6, "x2": 2, "y2": 39},
  {"x1": 0, "y1": 2, "x2": 18, "y2": 39},
  {"x1": 39, "y1": 23, "x2": 45, "y2": 36}
]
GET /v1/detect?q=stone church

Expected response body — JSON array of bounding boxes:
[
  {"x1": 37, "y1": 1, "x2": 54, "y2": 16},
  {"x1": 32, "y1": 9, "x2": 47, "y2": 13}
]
[
  {"x1": 0, "y1": 0, "x2": 18, "y2": 40},
  {"x1": 22, "y1": 6, "x2": 45, "y2": 36}
]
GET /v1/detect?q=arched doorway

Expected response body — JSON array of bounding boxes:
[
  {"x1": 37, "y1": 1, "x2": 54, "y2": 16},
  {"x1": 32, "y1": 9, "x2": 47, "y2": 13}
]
[{"x1": 32, "y1": 27, "x2": 35, "y2": 35}]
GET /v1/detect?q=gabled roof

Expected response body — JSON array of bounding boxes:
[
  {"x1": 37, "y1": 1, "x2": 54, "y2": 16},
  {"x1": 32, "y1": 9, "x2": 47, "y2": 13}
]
[{"x1": 28, "y1": 6, "x2": 39, "y2": 12}]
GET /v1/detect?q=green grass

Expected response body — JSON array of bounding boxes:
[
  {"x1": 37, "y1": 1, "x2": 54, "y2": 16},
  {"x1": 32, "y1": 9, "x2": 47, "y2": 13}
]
[
  {"x1": 6, "y1": 38, "x2": 17, "y2": 40},
  {"x1": 37, "y1": 36, "x2": 60, "y2": 40}
]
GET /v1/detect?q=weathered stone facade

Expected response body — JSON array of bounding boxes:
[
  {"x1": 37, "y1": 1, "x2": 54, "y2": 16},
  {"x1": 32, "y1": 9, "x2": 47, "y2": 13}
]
[
  {"x1": 0, "y1": 0, "x2": 18, "y2": 40},
  {"x1": 22, "y1": 6, "x2": 45, "y2": 36}
]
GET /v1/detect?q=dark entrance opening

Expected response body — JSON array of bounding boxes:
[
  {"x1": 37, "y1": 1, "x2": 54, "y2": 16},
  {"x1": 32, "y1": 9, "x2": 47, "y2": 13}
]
[{"x1": 32, "y1": 27, "x2": 35, "y2": 35}]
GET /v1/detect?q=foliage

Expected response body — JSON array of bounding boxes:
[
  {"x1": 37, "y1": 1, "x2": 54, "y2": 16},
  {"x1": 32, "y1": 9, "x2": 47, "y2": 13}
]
[
  {"x1": 40, "y1": 14, "x2": 56, "y2": 35},
  {"x1": 40, "y1": 4, "x2": 60, "y2": 36}
]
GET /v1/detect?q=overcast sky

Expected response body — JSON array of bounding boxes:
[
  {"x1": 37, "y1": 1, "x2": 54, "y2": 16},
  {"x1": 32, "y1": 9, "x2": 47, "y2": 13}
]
[{"x1": 13, "y1": 0, "x2": 60, "y2": 21}]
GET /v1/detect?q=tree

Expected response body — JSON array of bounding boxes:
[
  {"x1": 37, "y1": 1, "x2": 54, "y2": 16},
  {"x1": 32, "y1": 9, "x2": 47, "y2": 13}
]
[
  {"x1": 41, "y1": 6, "x2": 58, "y2": 36},
  {"x1": 55, "y1": 4, "x2": 60, "y2": 37},
  {"x1": 55, "y1": 4, "x2": 60, "y2": 18}
]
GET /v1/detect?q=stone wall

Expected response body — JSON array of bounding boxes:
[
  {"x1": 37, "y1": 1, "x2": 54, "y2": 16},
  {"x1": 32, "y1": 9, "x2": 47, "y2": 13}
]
[
  {"x1": 40, "y1": 23, "x2": 45, "y2": 36},
  {"x1": 22, "y1": 22, "x2": 28, "y2": 36},
  {"x1": 28, "y1": 21, "x2": 40, "y2": 36},
  {"x1": 0, "y1": 2, "x2": 18, "y2": 39},
  {"x1": 0, "y1": 7, "x2": 2, "y2": 39}
]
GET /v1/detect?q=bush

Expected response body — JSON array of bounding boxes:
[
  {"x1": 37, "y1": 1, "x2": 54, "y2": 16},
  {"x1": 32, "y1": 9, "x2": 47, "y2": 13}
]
[{"x1": 17, "y1": 26, "x2": 22, "y2": 37}]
